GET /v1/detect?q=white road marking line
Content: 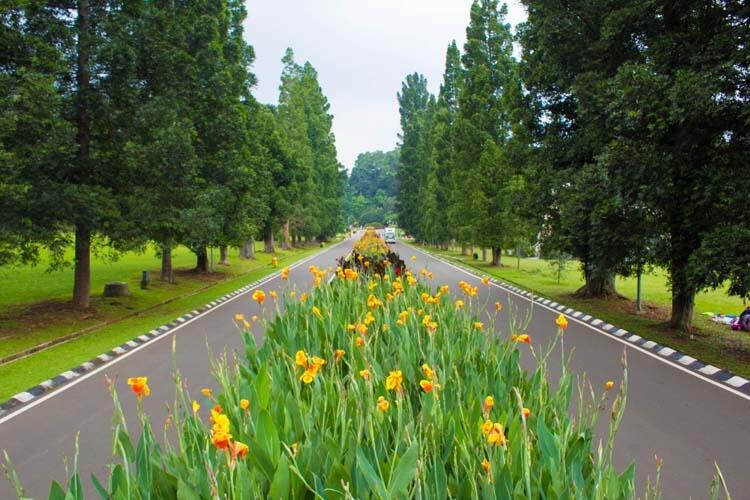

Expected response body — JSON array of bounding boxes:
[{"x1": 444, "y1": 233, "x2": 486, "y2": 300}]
[
  {"x1": 0, "y1": 239, "x2": 351, "y2": 425},
  {"x1": 407, "y1": 243, "x2": 750, "y2": 402}
]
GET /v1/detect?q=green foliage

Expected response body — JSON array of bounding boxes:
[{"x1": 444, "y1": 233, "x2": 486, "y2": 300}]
[
  {"x1": 344, "y1": 150, "x2": 399, "y2": 226},
  {"x1": 22, "y1": 256, "x2": 653, "y2": 498}
]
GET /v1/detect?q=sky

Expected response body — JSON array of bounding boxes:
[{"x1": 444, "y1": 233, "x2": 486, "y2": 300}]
[{"x1": 244, "y1": 1, "x2": 527, "y2": 171}]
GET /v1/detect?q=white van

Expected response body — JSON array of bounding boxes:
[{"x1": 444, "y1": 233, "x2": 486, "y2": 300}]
[{"x1": 384, "y1": 227, "x2": 397, "y2": 244}]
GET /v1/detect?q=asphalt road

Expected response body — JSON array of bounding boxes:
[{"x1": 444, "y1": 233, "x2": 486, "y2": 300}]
[{"x1": 1, "y1": 235, "x2": 749, "y2": 499}]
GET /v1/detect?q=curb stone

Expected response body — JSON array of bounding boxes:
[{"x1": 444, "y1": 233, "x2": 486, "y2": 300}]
[
  {"x1": 0, "y1": 241, "x2": 348, "y2": 419},
  {"x1": 415, "y1": 246, "x2": 750, "y2": 398}
]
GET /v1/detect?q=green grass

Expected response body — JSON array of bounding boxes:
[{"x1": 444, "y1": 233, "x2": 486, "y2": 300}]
[
  {"x1": 417, "y1": 245, "x2": 750, "y2": 379},
  {"x1": 0, "y1": 242, "x2": 335, "y2": 402}
]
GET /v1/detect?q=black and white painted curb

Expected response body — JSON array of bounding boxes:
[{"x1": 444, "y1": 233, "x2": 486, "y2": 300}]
[
  {"x1": 0, "y1": 241, "x2": 348, "y2": 419},
  {"x1": 414, "y1": 246, "x2": 750, "y2": 397}
]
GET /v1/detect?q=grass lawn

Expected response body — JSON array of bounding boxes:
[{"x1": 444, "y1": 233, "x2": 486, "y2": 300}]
[
  {"x1": 417, "y1": 245, "x2": 750, "y2": 379},
  {"x1": 0, "y1": 242, "x2": 335, "y2": 402}
]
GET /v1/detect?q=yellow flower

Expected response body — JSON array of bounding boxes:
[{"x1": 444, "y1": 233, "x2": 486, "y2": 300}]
[
  {"x1": 473, "y1": 321, "x2": 485, "y2": 331},
  {"x1": 487, "y1": 423, "x2": 507, "y2": 446},
  {"x1": 359, "y1": 369, "x2": 371, "y2": 380},
  {"x1": 368, "y1": 282, "x2": 377, "y2": 291},
  {"x1": 212, "y1": 430, "x2": 232, "y2": 450},
  {"x1": 192, "y1": 400, "x2": 200, "y2": 414},
  {"x1": 495, "y1": 301, "x2": 502, "y2": 312},
  {"x1": 356, "y1": 323, "x2": 368, "y2": 335},
  {"x1": 269, "y1": 290, "x2": 277, "y2": 300},
  {"x1": 127, "y1": 377, "x2": 150, "y2": 400},
  {"x1": 481, "y1": 419, "x2": 494, "y2": 435},
  {"x1": 334, "y1": 349, "x2": 345, "y2": 361},
  {"x1": 455, "y1": 299, "x2": 464, "y2": 310},
  {"x1": 252, "y1": 290, "x2": 266, "y2": 305},
  {"x1": 300, "y1": 370, "x2": 315, "y2": 384},
  {"x1": 251, "y1": 315, "x2": 258, "y2": 322},
  {"x1": 522, "y1": 407, "x2": 531, "y2": 420},
  {"x1": 605, "y1": 380, "x2": 615, "y2": 391},
  {"x1": 295, "y1": 350, "x2": 308, "y2": 368},
  {"x1": 291, "y1": 442, "x2": 299, "y2": 457},
  {"x1": 382, "y1": 324, "x2": 389, "y2": 332},
  {"x1": 440, "y1": 284, "x2": 450, "y2": 293},
  {"x1": 355, "y1": 336, "x2": 365, "y2": 347},
  {"x1": 411, "y1": 255, "x2": 417, "y2": 261},
  {"x1": 482, "y1": 276, "x2": 490, "y2": 285},
  {"x1": 364, "y1": 311, "x2": 375, "y2": 326},
  {"x1": 271, "y1": 257, "x2": 278, "y2": 267},
  {"x1": 385, "y1": 370, "x2": 403, "y2": 391},
  {"x1": 367, "y1": 294, "x2": 383, "y2": 309},
  {"x1": 419, "y1": 379, "x2": 436, "y2": 393},
  {"x1": 377, "y1": 396, "x2": 390, "y2": 412},
  {"x1": 299, "y1": 292, "x2": 308, "y2": 302},
  {"x1": 234, "y1": 313, "x2": 245, "y2": 322},
  {"x1": 483, "y1": 395, "x2": 494, "y2": 413},
  {"x1": 240, "y1": 399, "x2": 250, "y2": 411},
  {"x1": 481, "y1": 458, "x2": 491, "y2": 473},
  {"x1": 312, "y1": 306, "x2": 323, "y2": 319},
  {"x1": 556, "y1": 314, "x2": 568, "y2": 330},
  {"x1": 310, "y1": 356, "x2": 326, "y2": 367},
  {"x1": 421, "y1": 314, "x2": 432, "y2": 327},
  {"x1": 347, "y1": 323, "x2": 355, "y2": 331},
  {"x1": 243, "y1": 320, "x2": 251, "y2": 329},
  {"x1": 421, "y1": 363, "x2": 435, "y2": 379},
  {"x1": 513, "y1": 333, "x2": 531, "y2": 344},
  {"x1": 201, "y1": 387, "x2": 213, "y2": 398},
  {"x1": 281, "y1": 267, "x2": 289, "y2": 280}
]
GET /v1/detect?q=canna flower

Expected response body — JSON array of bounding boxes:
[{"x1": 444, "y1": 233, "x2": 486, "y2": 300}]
[
  {"x1": 481, "y1": 458, "x2": 491, "y2": 473},
  {"x1": 213, "y1": 404, "x2": 223, "y2": 414},
  {"x1": 522, "y1": 407, "x2": 531, "y2": 420},
  {"x1": 271, "y1": 257, "x2": 278, "y2": 267},
  {"x1": 421, "y1": 363, "x2": 435, "y2": 380},
  {"x1": 482, "y1": 276, "x2": 490, "y2": 285},
  {"x1": 605, "y1": 380, "x2": 615, "y2": 391},
  {"x1": 455, "y1": 299, "x2": 464, "y2": 310},
  {"x1": 269, "y1": 290, "x2": 277, "y2": 300},
  {"x1": 240, "y1": 399, "x2": 250, "y2": 411},
  {"x1": 281, "y1": 267, "x2": 289, "y2": 280},
  {"x1": 127, "y1": 377, "x2": 150, "y2": 400},
  {"x1": 334, "y1": 349, "x2": 346, "y2": 361},
  {"x1": 411, "y1": 256, "x2": 417, "y2": 261},
  {"x1": 310, "y1": 356, "x2": 326, "y2": 368},
  {"x1": 347, "y1": 323, "x2": 355, "y2": 331},
  {"x1": 382, "y1": 324, "x2": 390, "y2": 332},
  {"x1": 495, "y1": 302, "x2": 502, "y2": 312},
  {"x1": 251, "y1": 315, "x2": 259, "y2": 322},
  {"x1": 367, "y1": 294, "x2": 383, "y2": 309},
  {"x1": 419, "y1": 379, "x2": 437, "y2": 393},
  {"x1": 356, "y1": 336, "x2": 365, "y2": 347},
  {"x1": 473, "y1": 321, "x2": 485, "y2": 331},
  {"x1": 385, "y1": 370, "x2": 403, "y2": 392},
  {"x1": 291, "y1": 442, "x2": 299, "y2": 457},
  {"x1": 483, "y1": 395, "x2": 494, "y2": 413},
  {"x1": 212, "y1": 430, "x2": 232, "y2": 450},
  {"x1": 556, "y1": 314, "x2": 568, "y2": 330},
  {"x1": 481, "y1": 420, "x2": 494, "y2": 435},
  {"x1": 364, "y1": 312, "x2": 375, "y2": 326},
  {"x1": 377, "y1": 396, "x2": 390, "y2": 412},
  {"x1": 512, "y1": 333, "x2": 531, "y2": 344},
  {"x1": 231, "y1": 441, "x2": 249, "y2": 460},
  {"x1": 312, "y1": 306, "x2": 323, "y2": 319},
  {"x1": 299, "y1": 292, "x2": 308, "y2": 302},
  {"x1": 243, "y1": 320, "x2": 251, "y2": 329},
  {"x1": 295, "y1": 350, "x2": 308, "y2": 368},
  {"x1": 192, "y1": 400, "x2": 200, "y2": 414},
  {"x1": 487, "y1": 423, "x2": 507, "y2": 446},
  {"x1": 440, "y1": 284, "x2": 450, "y2": 293},
  {"x1": 201, "y1": 387, "x2": 213, "y2": 398},
  {"x1": 300, "y1": 369, "x2": 316, "y2": 384},
  {"x1": 356, "y1": 323, "x2": 368, "y2": 335},
  {"x1": 359, "y1": 369, "x2": 371, "y2": 380},
  {"x1": 252, "y1": 290, "x2": 266, "y2": 305},
  {"x1": 234, "y1": 313, "x2": 245, "y2": 322}
]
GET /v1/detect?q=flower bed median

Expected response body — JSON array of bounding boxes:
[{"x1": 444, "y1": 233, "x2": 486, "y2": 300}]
[{"x1": 7, "y1": 233, "x2": 663, "y2": 499}]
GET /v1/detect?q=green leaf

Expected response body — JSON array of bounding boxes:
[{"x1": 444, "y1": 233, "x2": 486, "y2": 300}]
[
  {"x1": 116, "y1": 428, "x2": 135, "y2": 463},
  {"x1": 356, "y1": 448, "x2": 387, "y2": 498},
  {"x1": 48, "y1": 481, "x2": 66, "y2": 500},
  {"x1": 387, "y1": 442, "x2": 419, "y2": 496},
  {"x1": 91, "y1": 474, "x2": 109, "y2": 500},
  {"x1": 254, "y1": 365, "x2": 271, "y2": 410},
  {"x1": 268, "y1": 454, "x2": 291, "y2": 498},
  {"x1": 257, "y1": 409, "x2": 280, "y2": 465},
  {"x1": 177, "y1": 478, "x2": 202, "y2": 500}
]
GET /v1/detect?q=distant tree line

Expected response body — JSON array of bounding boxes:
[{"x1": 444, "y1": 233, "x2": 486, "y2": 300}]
[
  {"x1": 1, "y1": 1, "x2": 343, "y2": 309},
  {"x1": 395, "y1": 0, "x2": 749, "y2": 331},
  {"x1": 343, "y1": 150, "x2": 399, "y2": 226}
]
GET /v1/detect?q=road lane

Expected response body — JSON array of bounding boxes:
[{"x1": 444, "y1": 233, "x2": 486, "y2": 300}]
[
  {"x1": 398, "y1": 241, "x2": 750, "y2": 499},
  {"x1": 0, "y1": 238, "x2": 353, "y2": 499}
]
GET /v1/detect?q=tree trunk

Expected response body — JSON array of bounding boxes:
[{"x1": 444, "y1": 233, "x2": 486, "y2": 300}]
[
  {"x1": 264, "y1": 225, "x2": 275, "y2": 253},
  {"x1": 219, "y1": 245, "x2": 229, "y2": 265},
  {"x1": 669, "y1": 259, "x2": 696, "y2": 331},
  {"x1": 72, "y1": 1, "x2": 91, "y2": 310},
  {"x1": 282, "y1": 221, "x2": 292, "y2": 250},
  {"x1": 195, "y1": 247, "x2": 209, "y2": 273},
  {"x1": 482, "y1": 248, "x2": 487, "y2": 262},
  {"x1": 461, "y1": 245, "x2": 468, "y2": 256},
  {"x1": 161, "y1": 243, "x2": 173, "y2": 282},
  {"x1": 575, "y1": 268, "x2": 618, "y2": 298},
  {"x1": 491, "y1": 247, "x2": 501, "y2": 267},
  {"x1": 240, "y1": 240, "x2": 255, "y2": 259},
  {"x1": 72, "y1": 225, "x2": 91, "y2": 309}
]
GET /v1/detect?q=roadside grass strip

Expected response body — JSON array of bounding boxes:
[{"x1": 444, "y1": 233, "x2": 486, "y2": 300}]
[
  {"x1": 6, "y1": 244, "x2": 665, "y2": 498},
  {"x1": 410, "y1": 244, "x2": 750, "y2": 399}
]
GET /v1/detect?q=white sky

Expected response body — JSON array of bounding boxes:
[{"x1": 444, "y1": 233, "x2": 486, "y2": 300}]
[{"x1": 244, "y1": 1, "x2": 527, "y2": 170}]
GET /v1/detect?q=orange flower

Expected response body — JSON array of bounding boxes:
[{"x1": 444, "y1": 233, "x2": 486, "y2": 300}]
[
  {"x1": 356, "y1": 336, "x2": 365, "y2": 347},
  {"x1": 127, "y1": 377, "x2": 150, "y2": 400},
  {"x1": 356, "y1": 323, "x2": 368, "y2": 335},
  {"x1": 487, "y1": 423, "x2": 507, "y2": 446},
  {"x1": 512, "y1": 333, "x2": 531, "y2": 344},
  {"x1": 359, "y1": 369, "x2": 371, "y2": 380},
  {"x1": 251, "y1": 315, "x2": 259, "y2": 322},
  {"x1": 495, "y1": 301, "x2": 502, "y2": 312},
  {"x1": 201, "y1": 387, "x2": 213, "y2": 398},
  {"x1": 212, "y1": 430, "x2": 232, "y2": 450},
  {"x1": 377, "y1": 396, "x2": 390, "y2": 412},
  {"x1": 281, "y1": 267, "x2": 289, "y2": 280},
  {"x1": 481, "y1": 458, "x2": 491, "y2": 473},
  {"x1": 605, "y1": 380, "x2": 615, "y2": 391},
  {"x1": 240, "y1": 399, "x2": 249, "y2": 411},
  {"x1": 231, "y1": 441, "x2": 249, "y2": 460},
  {"x1": 482, "y1": 276, "x2": 490, "y2": 285},
  {"x1": 300, "y1": 370, "x2": 315, "y2": 384},
  {"x1": 299, "y1": 292, "x2": 308, "y2": 302},
  {"x1": 522, "y1": 407, "x2": 531, "y2": 420},
  {"x1": 481, "y1": 420, "x2": 494, "y2": 435},
  {"x1": 419, "y1": 379, "x2": 435, "y2": 393},
  {"x1": 421, "y1": 363, "x2": 435, "y2": 379},
  {"x1": 556, "y1": 314, "x2": 568, "y2": 330},
  {"x1": 455, "y1": 299, "x2": 465, "y2": 310},
  {"x1": 252, "y1": 290, "x2": 266, "y2": 305},
  {"x1": 334, "y1": 349, "x2": 346, "y2": 361},
  {"x1": 483, "y1": 395, "x2": 494, "y2": 413}
]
